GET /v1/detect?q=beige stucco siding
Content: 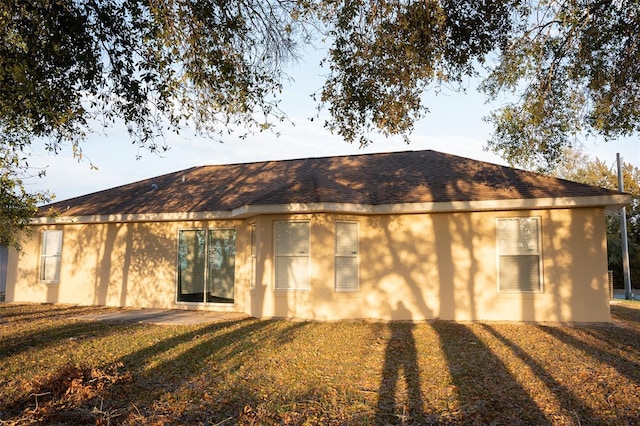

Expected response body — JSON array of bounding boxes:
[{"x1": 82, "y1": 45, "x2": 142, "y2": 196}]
[
  {"x1": 6, "y1": 207, "x2": 610, "y2": 322},
  {"x1": 249, "y1": 208, "x2": 610, "y2": 322},
  {"x1": 7, "y1": 220, "x2": 249, "y2": 310}
]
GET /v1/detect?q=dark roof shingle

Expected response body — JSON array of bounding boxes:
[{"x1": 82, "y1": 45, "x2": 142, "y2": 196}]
[{"x1": 40, "y1": 150, "x2": 624, "y2": 216}]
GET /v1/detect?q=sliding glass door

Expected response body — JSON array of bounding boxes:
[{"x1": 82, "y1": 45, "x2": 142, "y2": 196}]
[{"x1": 177, "y1": 229, "x2": 236, "y2": 304}]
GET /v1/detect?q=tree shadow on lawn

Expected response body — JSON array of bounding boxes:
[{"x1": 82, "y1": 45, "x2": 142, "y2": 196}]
[
  {"x1": 431, "y1": 321, "x2": 548, "y2": 425},
  {"x1": 0, "y1": 319, "x2": 135, "y2": 360},
  {"x1": 610, "y1": 303, "x2": 640, "y2": 331},
  {"x1": 0, "y1": 304, "x2": 117, "y2": 323},
  {"x1": 110, "y1": 318, "x2": 312, "y2": 423},
  {"x1": 579, "y1": 304, "x2": 640, "y2": 363},
  {"x1": 2, "y1": 318, "x2": 281, "y2": 425},
  {"x1": 9, "y1": 310, "x2": 640, "y2": 425},
  {"x1": 537, "y1": 325, "x2": 640, "y2": 387},
  {"x1": 581, "y1": 327, "x2": 640, "y2": 366},
  {"x1": 0, "y1": 321, "x2": 146, "y2": 421},
  {"x1": 481, "y1": 324, "x2": 598, "y2": 422}
]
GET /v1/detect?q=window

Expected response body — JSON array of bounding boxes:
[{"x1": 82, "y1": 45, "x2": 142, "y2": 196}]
[
  {"x1": 250, "y1": 223, "x2": 257, "y2": 289},
  {"x1": 496, "y1": 217, "x2": 542, "y2": 292},
  {"x1": 177, "y1": 229, "x2": 236, "y2": 303},
  {"x1": 40, "y1": 230, "x2": 63, "y2": 283},
  {"x1": 335, "y1": 222, "x2": 359, "y2": 291},
  {"x1": 275, "y1": 221, "x2": 310, "y2": 290}
]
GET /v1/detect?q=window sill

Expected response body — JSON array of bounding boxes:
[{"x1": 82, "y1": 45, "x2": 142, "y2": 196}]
[{"x1": 497, "y1": 291, "x2": 544, "y2": 299}]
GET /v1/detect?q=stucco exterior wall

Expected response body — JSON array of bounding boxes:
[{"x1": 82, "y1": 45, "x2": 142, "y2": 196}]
[
  {"x1": 7, "y1": 220, "x2": 249, "y2": 311},
  {"x1": 250, "y1": 208, "x2": 610, "y2": 322},
  {"x1": 6, "y1": 207, "x2": 610, "y2": 322}
]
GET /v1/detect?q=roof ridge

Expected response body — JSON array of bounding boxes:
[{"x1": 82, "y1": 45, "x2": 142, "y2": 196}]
[{"x1": 199, "y1": 149, "x2": 435, "y2": 169}]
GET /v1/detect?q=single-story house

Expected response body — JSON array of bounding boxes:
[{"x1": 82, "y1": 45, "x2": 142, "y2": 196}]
[{"x1": 5, "y1": 150, "x2": 631, "y2": 322}]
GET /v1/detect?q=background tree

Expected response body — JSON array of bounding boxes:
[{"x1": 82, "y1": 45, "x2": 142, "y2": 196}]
[
  {"x1": 549, "y1": 147, "x2": 639, "y2": 289},
  {"x1": 481, "y1": 0, "x2": 640, "y2": 169},
  {"x1": 1, "y1": 1, "x2": 638, "y2": 248},
  {"x1": 317, "y1": 0, "x2": 515, "y2": 145},
  {"x1": 0, "y1": 147, "x2": 51, "y2": 250},
  {"x1": 318, "y1": 0, "x2": 640, "y2": 169},
  {"x1": 0, "y1": 0, "x2": 307, "y2": 249}
]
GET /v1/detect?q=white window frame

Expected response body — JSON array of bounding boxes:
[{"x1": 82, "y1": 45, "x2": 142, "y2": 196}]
[
  {"x1": 250, "y1": 223, "x2": 257, "y2": 289},
  {"x1": 496, "y1": 217, "x2": 543, "y2": 293},
  {"x1": 39, "y1": 230, "x2": 63, "y2": 283},
  {"x1": 274, "y1": 221, "x2": 310, "y2": 291},
  {"x1": 335, "y1": 221, "x2": 359, "y2": 292}
]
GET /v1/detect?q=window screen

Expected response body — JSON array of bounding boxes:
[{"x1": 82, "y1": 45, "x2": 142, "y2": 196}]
[
  {"x1": 40, "y1": 230, "x2": 63, "y2": 282},
  {"x1": 275, "y1": 221, "x2": 310, "y2": 290},
  {"x1": 496, "y1": 217, "x2": 542, "y2": 292},
  {"x1": 335, "y1": 222, "x2": 358, "y2": 291}
]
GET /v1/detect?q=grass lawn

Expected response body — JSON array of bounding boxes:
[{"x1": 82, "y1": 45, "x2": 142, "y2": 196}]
[{"x1": 1, "y1": 303, "x2": 639, "y2": 425}]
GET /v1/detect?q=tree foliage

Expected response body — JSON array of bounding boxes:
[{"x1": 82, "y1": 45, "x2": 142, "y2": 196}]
[
  {"x1": 1, "y1": 0, "x2": 307, "y2": 248},
  {"x1": 0, "y1": 148, "x2": 51, "y2": 249},
  {"x1": 482, "y1": 0, "x2": 640, "y2": 168},
  {"x1": 316, "y1": 0, "x2": 640, "y2": 167},
  {"x1": 1, "y1": 1, "x2": 639, "y2": 245},
  {"x1": 550, "y1": 148, "x2": 639, "y2": 288},
  {"x1": 2, "y1": 1, "x2": 637, "y2": 163},
  {"x1": 317, "y1": 0, "x2": 515, "y2": 145},
  {"x1": 0, "y1": 0, "x2": 308, "y2": 156}
]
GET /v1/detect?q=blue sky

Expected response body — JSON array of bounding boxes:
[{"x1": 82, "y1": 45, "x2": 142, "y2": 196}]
[{"x1": 26, "y1": 51, "x2": 640, "y2": 203}]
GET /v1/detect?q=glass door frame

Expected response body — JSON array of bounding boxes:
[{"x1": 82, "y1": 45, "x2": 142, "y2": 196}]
[{"x1": 176, "y1": 228, "x2": 237, "y2": 305}]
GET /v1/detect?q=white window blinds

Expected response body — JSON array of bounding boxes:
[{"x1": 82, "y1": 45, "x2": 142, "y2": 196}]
[
  {"x1": 39, "y1": 230, "x2": 63, "y2": 282},
  {"x1": 335, "y1": 222, "x2": 358, "y2": 291},
  {"x1": 250, "y1": 223, "x2": 257, "y2": 289},
  {"x1": 496, "y1": 217, "x2": 542, "y2": 292},
  {"x1": 275, "y1": 221, "x2": 310, "y2": 290}
]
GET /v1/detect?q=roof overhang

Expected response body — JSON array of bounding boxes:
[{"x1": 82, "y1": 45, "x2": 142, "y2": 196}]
[{"x1": 30, "y1": 194, "x2": 632, "y2": 225}]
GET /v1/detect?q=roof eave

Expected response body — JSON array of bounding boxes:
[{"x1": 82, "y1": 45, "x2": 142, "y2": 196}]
[
  {"x1": 30, "y1": 194, "x2": 631, "y2": 225},
  {"x1": 232, "y1": 194, "x2": 631, "y2": 216}
]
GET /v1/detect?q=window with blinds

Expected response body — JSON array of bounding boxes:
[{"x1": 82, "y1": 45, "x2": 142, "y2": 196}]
[
  {"x1": 275, "y1": 221, "x2": 310, "y2": 290},
  {"x1": 39, "y1": 230, "x2": 63, "y2": 283},
  {"x1": 250, "y1": 223, "x2": 257, "y2": 289},
  {"x1": 496, "y1": 217, "x2": 542, "y2": 292},
  {"x1": 335, "y1": 222, "x2": 359, "y2": 292}
]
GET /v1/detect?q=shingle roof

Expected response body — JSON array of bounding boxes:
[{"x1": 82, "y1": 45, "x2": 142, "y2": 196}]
[{"x1": 40, "y1": 150, "x2": 625, "y2": 217}]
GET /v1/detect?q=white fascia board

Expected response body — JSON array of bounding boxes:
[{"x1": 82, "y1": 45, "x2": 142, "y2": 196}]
[
  {"x1": 31, "y1": 194, "x2": 631, "y2": 224},
  {"x1": 30, "y1": 210, "x2": 234, "y2": 225},
  {"x1": 372, "y1": 194, "x2": 632, "y2": 214},
  {"x1": 233, "y1": 194, "x2": 631, "y2": 216}
]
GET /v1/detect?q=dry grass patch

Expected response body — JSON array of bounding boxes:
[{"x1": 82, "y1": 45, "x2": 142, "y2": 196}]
[{"x1": 1, "y1": 302, "x2": 639, "y2": 425}]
